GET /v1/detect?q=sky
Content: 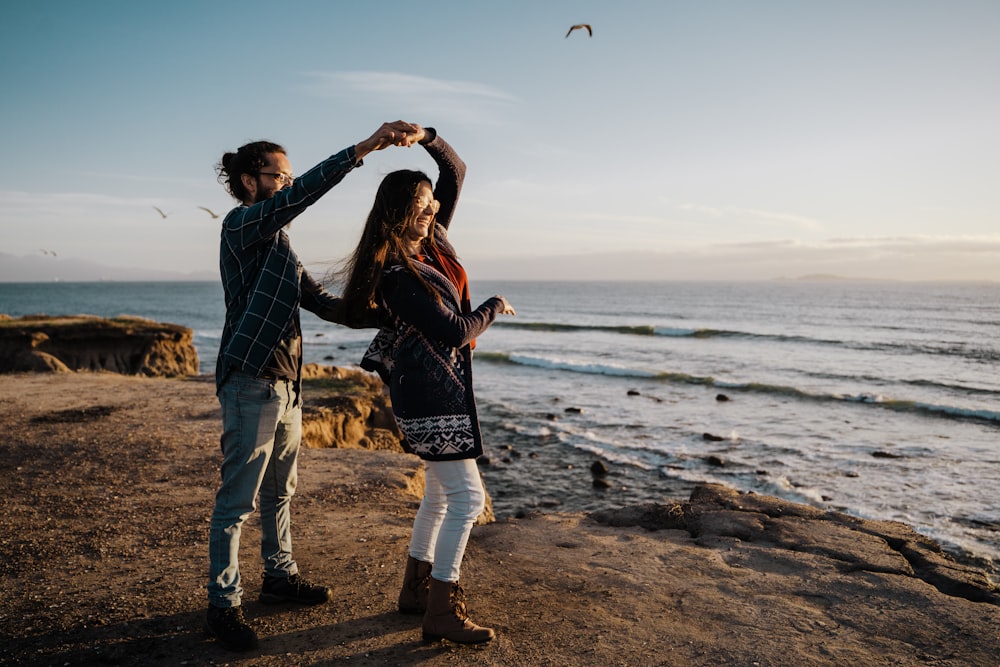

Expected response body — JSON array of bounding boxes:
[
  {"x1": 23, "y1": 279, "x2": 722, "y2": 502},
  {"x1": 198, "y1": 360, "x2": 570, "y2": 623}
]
[{"x1": 1, "y1": 0, "x2": 998, "y2": 282}]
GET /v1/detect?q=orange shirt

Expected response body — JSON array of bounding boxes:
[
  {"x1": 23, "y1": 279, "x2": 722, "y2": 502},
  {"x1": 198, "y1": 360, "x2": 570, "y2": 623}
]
[{"x1": 418, "y1": 246, "x2": 476, "y2": 349}]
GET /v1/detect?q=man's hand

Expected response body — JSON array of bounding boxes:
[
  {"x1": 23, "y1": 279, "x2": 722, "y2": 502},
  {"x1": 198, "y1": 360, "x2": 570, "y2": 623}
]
[{"x1": 355, "y1": 121, "x2": 422, "y2": 159}]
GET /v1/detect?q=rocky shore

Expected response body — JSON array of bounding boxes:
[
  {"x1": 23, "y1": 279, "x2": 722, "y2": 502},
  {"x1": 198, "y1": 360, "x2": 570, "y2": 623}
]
[{"x1": 1, "y1": 370, "x2": 998, "y2": 666}]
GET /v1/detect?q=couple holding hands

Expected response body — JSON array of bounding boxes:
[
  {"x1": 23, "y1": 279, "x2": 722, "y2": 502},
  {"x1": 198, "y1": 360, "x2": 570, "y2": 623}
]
[{"x1": 206, "y1": 121, "x2": 513, "y2": 652}]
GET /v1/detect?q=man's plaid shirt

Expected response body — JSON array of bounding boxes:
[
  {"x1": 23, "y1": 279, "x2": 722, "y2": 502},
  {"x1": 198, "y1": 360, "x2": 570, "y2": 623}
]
[{"x1": 215, "y1": 146, "x2": 360, "y2": 390}]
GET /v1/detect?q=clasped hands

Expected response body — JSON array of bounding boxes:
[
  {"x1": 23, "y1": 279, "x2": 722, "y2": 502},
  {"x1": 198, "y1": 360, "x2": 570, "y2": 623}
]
[{"x1": 356, "y1": 121, "x2": 425, "y2": 158}]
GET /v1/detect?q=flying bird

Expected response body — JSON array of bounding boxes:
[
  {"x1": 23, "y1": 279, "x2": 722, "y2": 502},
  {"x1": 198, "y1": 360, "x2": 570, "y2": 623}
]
[
  {"x1": 198, "y1": 206, "x2": 220, "y2": 219},
  {"x1": 38, "y1": 248, "x2": 57, "y2": 257},
  {"x1": 565, "y1": 23, "x2": 592, "y2": 38},
  {"x1": 153, "y1": 206, "x2": 169, "y2": 218}
]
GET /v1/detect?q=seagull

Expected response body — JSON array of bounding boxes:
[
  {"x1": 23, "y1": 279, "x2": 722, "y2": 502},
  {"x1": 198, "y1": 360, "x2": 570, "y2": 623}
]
[
  {"x1": 565, "y1": 23, "x2": 592, "y2": 38},
  {"x1": 198, "y1": 206, "x2": 220, "y2": 219},
  {"x1": 153, "y1": 206, "x2": 168, "y2": 218},
  {"x1": 38, "y1": 248, "x2": 57, "y2": 257}
]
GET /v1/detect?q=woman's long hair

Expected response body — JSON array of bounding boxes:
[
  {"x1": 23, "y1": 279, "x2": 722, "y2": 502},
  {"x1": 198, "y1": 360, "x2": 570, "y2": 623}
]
[{"x1": 338, "y1": 169, "x2": 442, "y2": 322}]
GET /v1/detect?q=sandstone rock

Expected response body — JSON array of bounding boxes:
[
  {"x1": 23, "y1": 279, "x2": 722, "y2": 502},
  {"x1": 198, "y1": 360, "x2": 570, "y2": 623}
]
[
  {"x1": 301, "y1": 365, "x2": 402, "y2": 451},
  {"x1": 300, "y1": 363, "x2": 494, "y2": 525},
  {"x1": 593, "y1": 483, "x2": 999, "y2": 605},
  {"x1": 0, "y1": 314, "x2": 198, "y2": 377}
]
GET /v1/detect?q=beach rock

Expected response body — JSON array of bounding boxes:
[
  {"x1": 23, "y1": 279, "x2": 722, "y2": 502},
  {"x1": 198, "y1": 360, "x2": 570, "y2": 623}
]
[
  {"x1": 716, "y1": 393, "x2": 730, "y2": 401},
  {"x1": 593, "y1": 484, "x2": 998, "y2": 604},
  {"x1": 564, "y1": 406, "x2": 584, "y2": 414},
  {"x1": 302, "y1": 394, "x2": 398, "y2": 452},
  {"x1": 0, "y1": 314, "x2": 198, "y2": 377},
  {"x1": 702, "y1": 432, "x2": 726, "y2": 442},
  {"x1": 872, "y1": 450, "x2": 904, "y2": 459},
  {"x1": 627, "y1": 389, "x2": 641, "y2": 396},
  {"x1": 591, "y1": 502, "x2": 686, "y2": 531},
  {"x1": 590, "y1": 460, "x2": 609, "y2": 476},
  {"x1": 301, "y1": 365, "x2": 402, "y2": 451}
]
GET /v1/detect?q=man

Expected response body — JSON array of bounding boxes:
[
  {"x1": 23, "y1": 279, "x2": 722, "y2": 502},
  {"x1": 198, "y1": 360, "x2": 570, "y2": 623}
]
[{"x1": 207, "y1": 121, "x2": 420, "y2": 651}]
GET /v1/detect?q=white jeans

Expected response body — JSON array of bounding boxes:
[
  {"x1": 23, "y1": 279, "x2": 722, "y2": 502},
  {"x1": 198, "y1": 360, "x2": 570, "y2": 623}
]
[{"x1": 408, "y1": 458, "x2": 485, "y2": 583}]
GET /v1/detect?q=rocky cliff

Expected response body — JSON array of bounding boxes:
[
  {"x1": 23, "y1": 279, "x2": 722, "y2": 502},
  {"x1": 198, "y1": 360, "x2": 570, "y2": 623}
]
[{"x1": 0, "y1": 314, "x2": 199, "y2": 377}]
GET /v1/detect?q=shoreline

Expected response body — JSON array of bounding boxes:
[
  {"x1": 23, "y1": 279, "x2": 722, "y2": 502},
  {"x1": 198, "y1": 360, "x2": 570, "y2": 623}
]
[
  {"x1": 1, "y1": 371, "x2": 998, "y2": 666},
  {"x1": 471, "y1": 393, "x2": 1000, "y2": 583}
]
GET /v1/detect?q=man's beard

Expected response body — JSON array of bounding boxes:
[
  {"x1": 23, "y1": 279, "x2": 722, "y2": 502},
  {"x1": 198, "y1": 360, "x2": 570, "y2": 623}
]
[
  {"x1": 253, "y1": 188, "x2": 276, "y2": 204},
  {"x1": 252, "y1": 181, "x2": 291, "y2": 229}
]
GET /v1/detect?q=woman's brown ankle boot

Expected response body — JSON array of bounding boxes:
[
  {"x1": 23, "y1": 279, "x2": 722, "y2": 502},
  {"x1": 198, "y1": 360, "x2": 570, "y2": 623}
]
[
  {"x1": 398, "y1": 555, "x2": 432, "y2": 614},
  {"x1": 422, "y1": 577, "x2": 495, "y2": 645}
]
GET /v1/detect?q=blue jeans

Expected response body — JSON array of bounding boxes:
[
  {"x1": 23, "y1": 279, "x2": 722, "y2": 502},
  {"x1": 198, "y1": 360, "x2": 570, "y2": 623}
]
[
  {"x1": 408, "y1": 459, "x2": 485, "y2": 583},
  {"x1": 208, "y1": 371, "x2": 301, "y2": 607}
]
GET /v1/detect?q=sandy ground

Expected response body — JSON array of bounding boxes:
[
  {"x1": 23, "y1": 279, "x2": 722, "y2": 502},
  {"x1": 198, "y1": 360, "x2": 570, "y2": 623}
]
[{"x1": 1, "y1": 372, "x2": 998, "y2": 667}]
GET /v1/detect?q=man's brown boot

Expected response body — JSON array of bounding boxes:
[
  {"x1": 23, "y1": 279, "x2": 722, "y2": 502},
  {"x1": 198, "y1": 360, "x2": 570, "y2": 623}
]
[
  {"x1": 422, "y1": 577, "x2": 495, "y2": 645},
  {"x1": 398, "y1": 555, "x2": 432, "y2": 614}
]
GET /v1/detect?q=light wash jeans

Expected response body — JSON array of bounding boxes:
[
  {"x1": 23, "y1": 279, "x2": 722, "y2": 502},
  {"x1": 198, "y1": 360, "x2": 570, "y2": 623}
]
[
  {"x1": 208, "y1": 371, "x2": 301, "y2": 607},
  {"x1": 408, "y1": 458, "x2": 485, "y2": 583}
]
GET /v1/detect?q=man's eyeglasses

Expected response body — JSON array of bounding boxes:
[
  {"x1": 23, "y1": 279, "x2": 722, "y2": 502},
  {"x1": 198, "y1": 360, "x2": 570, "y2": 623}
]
[
  {"x1": 415, "y1": 197, "x2": 440, "y2": 214},
  {"x1": 258, "y1": 172, "x2": 294, "y2": 186}
]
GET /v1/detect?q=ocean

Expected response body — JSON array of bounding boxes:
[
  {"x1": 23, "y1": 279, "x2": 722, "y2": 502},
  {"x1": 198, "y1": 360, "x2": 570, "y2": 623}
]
[{"x1": 2, "y1": 279, "x2": 998, "y2": 580}]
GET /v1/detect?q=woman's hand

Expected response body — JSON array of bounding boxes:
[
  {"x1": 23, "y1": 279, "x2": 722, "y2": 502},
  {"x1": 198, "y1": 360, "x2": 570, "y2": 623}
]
[
  {"x1": 355, "y1": 121, "x2": 422, "y2": 158},
  {"x1": 496, "y1": 296, "x2": 516, "y2": 316}
]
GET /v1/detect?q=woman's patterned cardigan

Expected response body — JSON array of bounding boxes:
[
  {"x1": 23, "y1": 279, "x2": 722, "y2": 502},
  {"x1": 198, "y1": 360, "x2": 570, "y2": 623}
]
[{"x1": 360, "y1": 132, "x2": 504, "y2": 460}]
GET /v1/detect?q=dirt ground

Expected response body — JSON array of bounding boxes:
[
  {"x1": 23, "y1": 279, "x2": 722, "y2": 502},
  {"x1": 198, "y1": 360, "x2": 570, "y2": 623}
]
[{"x1": 1, "y1": 372, "x2": 998, "y2": 667}]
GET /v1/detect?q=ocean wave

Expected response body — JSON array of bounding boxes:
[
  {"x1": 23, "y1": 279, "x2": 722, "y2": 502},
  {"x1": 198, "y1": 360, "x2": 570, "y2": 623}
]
[
  {"x1": 492, "y1": 321, "x2": 657, "y2": 336},
  {"x1": 477, "y1": 352, "x2": 1000, "y2": 425},
  {"x1": 478, "y1": 352, "x2": 660, "y2": 378},
  {"x1": 493, "y1": 319, "x2": 791, "y2": 341},
  {"x1": 491, "y1": 320, "x2": 1000, "y2": 364}
]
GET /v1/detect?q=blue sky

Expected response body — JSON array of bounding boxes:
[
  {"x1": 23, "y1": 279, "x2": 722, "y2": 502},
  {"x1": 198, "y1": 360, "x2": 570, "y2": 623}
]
[{"x1": 2, "y1": 0, "x2": 998, "y2": 281}]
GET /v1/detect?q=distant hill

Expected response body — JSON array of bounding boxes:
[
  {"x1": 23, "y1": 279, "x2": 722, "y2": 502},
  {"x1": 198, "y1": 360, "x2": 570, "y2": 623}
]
[{"x1": 0, "y1": 253, "x2": 216, "y2": 282}]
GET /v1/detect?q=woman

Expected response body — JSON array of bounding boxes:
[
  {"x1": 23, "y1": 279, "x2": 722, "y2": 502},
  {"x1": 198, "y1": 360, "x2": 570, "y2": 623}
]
[{"x1": 339, "y1": 126, "x2": 514, "y2": 645}]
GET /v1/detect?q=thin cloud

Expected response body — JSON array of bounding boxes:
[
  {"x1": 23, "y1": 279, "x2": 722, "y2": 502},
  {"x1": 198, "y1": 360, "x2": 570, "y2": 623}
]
[
  {"x1": 718, "y1": 235, "x2": 1000, "y2": 251},
  {"x1": 0, "y1": 191, "x2": 214, "y2": 222},
  {"x1": 61, "y1": 170, "x2": 207, "y2": 187},
  {"x1": 678, "y1": 202, "x2": 724, "y2": 217},
  {"x1": 466, "y1": 235, "x2": 1000, "y2": 281},
  {"x1": 738, "y1": 208, "x2": 822, "y2": 230},
  {"x1": 713, "y1": 239, "x2": 802, "y2": 250},
  {"x1": 826, "y1": 234, "x2": 1000, "y2": 247},
  {"x1": 299, "y1": 71, "x2": 518, "y2": 124},
  {"x1": 0, "y1": 190, "x2": 137, "y2": 215},
  {"x1": 678, "y1": 202, "x2": 822, "y2": 230},
  {"x1": 313, "y1": 71, "x2": 517, "y2": 102}
]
